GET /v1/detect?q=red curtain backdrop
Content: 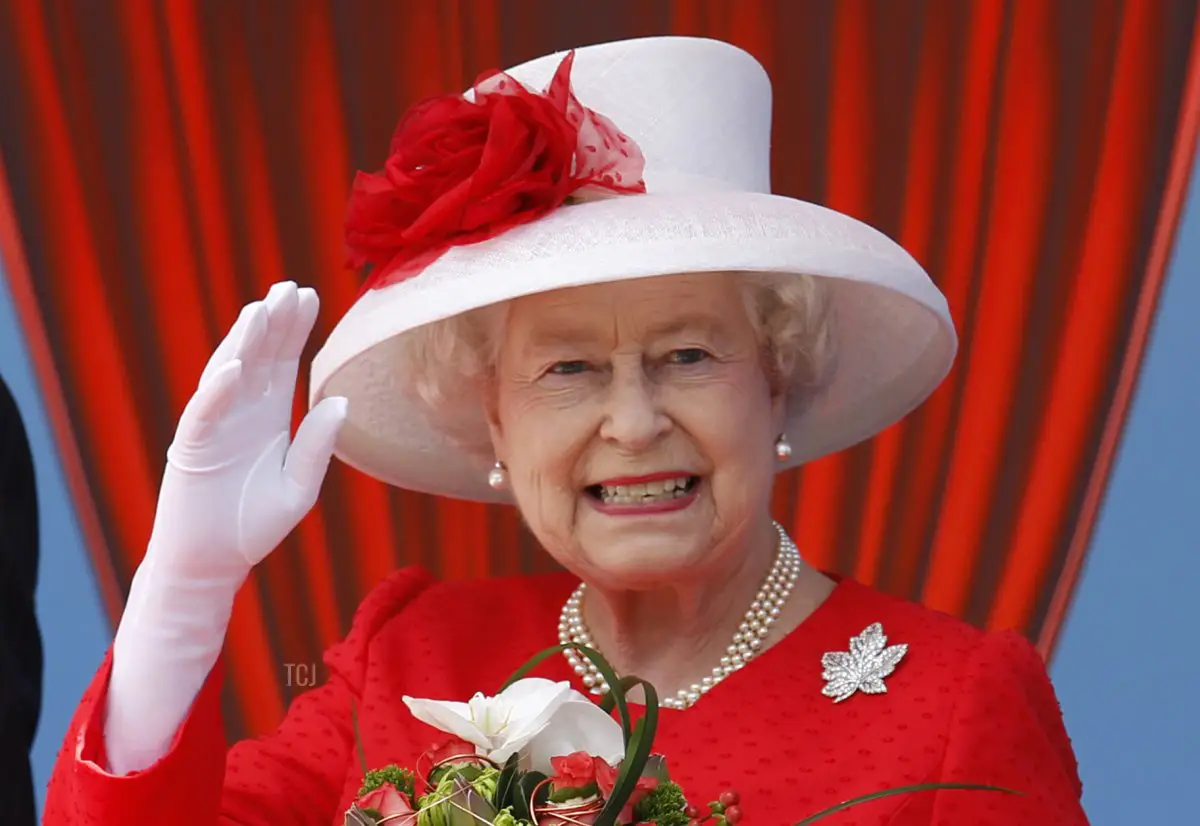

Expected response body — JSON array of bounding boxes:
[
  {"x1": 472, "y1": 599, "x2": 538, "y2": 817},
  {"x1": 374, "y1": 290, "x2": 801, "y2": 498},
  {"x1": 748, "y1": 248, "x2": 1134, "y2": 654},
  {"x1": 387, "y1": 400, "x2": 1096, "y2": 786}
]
[{"x1": 1, "y1": 0, "x2": 1197, "y2": 740}]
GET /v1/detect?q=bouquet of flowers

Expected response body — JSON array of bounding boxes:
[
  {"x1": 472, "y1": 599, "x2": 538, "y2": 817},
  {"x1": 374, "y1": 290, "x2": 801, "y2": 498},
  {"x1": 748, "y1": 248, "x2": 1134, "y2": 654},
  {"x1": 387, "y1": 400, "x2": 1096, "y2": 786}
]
[{"x1": 344, "y1": 645, "x2": 1011, "y2": 825}]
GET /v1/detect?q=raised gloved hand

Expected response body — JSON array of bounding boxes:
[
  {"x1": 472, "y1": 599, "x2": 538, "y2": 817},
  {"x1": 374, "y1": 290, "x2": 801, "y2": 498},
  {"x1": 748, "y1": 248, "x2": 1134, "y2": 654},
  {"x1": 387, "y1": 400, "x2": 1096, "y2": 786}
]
[
  {"x1": 105, "y1": 281, "x2": 347, "y2": 774},
  {"x1": 140, "y1": 280, "x2": 347, "y2": 581}
]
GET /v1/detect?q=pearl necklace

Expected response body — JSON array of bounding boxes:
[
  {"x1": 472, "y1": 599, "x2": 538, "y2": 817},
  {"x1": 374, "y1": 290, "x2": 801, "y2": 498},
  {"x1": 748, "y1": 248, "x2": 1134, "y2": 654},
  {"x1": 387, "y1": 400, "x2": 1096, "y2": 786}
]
[{"x1": 558, "y1": 521, "x2": 802, "y2": 710}]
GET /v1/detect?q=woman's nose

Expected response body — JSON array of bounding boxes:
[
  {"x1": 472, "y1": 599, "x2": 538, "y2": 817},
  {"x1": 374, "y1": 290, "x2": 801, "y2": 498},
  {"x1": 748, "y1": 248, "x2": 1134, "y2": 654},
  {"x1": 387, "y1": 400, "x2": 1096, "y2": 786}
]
[{"x1": 598, "y1": 365, "x2": 671, "y2": 451}]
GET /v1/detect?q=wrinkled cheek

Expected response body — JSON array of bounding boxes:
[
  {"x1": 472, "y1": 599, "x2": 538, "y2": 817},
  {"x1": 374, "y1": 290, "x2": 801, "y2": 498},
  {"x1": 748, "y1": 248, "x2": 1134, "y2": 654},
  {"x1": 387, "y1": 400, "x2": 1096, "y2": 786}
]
[
  {"x1": 510, "y1": 467, "x2": 578, "y2": 548},
  {"x1": 496, "y1": 390, "x2": 600, "y2": 562},
  {"x1": 706, "y1": 463, "x2": 768, "y2": 531}
]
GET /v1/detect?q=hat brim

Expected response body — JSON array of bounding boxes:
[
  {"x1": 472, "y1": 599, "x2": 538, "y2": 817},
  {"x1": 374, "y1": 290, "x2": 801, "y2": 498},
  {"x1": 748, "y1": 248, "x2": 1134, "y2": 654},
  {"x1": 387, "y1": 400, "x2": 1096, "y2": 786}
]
[{"x1": 310, "y1": 190, "x2": 957, "y2": 502}]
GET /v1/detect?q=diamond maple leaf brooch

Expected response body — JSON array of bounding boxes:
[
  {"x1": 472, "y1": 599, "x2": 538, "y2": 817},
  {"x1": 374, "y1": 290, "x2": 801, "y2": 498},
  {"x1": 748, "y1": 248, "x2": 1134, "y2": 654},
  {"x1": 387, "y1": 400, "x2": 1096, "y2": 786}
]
[{"x1": 821, "y1": 623, "x2": 908, "y2": 702}]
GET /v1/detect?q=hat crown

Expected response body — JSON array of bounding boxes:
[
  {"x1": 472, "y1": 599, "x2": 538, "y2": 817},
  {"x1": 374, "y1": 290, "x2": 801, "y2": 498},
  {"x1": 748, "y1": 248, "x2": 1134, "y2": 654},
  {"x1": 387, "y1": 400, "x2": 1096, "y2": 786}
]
[{"x1": 481, "y1": 37, "x2": 773, "y2": 194}]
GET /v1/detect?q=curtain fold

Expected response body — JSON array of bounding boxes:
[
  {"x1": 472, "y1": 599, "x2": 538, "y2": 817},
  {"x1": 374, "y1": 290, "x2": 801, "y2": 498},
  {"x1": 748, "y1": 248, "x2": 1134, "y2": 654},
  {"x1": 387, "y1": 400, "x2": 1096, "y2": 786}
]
[{"x1": 1, "y1": 0, "x2": 1196, "y2": 741}]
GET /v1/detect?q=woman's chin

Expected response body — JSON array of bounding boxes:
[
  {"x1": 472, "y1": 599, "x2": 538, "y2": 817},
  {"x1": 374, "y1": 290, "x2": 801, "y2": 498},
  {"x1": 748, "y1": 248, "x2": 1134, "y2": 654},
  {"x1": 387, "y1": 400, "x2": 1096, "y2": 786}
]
[
  {"x1": 573, "y1": 502, "x2": 716, "y2": 586},
  {"x1": 580, "y1": 548, "x2": 707, "y2": 588}
]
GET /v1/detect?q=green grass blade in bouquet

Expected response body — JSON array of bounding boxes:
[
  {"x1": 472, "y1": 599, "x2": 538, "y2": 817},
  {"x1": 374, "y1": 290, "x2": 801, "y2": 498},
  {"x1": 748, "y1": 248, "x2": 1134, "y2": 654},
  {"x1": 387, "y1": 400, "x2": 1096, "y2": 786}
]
[
  {"x1": 598, "y1": 676, "x2": 645, "y2": 714},
  {"x1": 594, "y1": 677, "x2": 659, "y2": 826},
  {"x1": 350, "y1": 698, "x2": 369, "y2": 777},
  {"x1": 491, "y1": 753, "x2": 520, "y2": 811},
  {"x1": 792, "y1": 782, "x2": 1020, "y2": 824},
  {"x1": 512, "y1": 770, "x2": 550, "y2": 822}
]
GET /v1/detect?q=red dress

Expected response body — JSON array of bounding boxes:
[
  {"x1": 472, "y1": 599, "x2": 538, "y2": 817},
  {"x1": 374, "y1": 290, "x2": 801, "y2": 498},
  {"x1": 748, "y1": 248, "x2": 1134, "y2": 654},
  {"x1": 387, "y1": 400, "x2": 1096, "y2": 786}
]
[{"x1": 44, "y1": 568, "x2": 1088, "y2": 825}]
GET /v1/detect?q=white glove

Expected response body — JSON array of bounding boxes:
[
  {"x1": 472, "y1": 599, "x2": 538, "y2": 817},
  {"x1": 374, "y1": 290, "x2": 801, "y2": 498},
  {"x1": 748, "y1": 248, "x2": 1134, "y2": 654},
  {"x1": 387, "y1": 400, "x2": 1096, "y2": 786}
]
[{"x1": 104, "y1": 281, "x2": 348, "y2": 774}]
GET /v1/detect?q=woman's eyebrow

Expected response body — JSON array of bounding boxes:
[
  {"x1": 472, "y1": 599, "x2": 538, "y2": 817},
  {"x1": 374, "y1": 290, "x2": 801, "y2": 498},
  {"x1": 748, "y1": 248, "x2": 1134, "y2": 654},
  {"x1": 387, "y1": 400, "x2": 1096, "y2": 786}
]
[{"x1": 524, "y1": 312, "x2": 728, "y2": 349}]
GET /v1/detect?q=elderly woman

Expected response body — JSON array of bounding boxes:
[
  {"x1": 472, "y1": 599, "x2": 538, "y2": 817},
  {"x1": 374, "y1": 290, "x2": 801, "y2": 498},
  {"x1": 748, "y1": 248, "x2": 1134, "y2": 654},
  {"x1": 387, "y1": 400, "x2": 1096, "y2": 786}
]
[{"x1": 45, "y1": 37, "x2": 1086, "y2": 825}]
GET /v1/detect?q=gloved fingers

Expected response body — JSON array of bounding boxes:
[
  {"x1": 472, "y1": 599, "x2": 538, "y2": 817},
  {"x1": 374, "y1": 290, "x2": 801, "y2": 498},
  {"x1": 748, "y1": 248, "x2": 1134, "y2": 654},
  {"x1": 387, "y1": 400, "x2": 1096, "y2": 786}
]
[
  {"x1": 262, "y1": 281, "x2": 300, "y2": 363},
  {"x1": 174, "y1": 358, "x2": 244, "y2": 446},
  {"x1": 266, "y1": 287, "x2": 321, "y2": 424},
  {"x1": 279, "y1": 287, "x2": 319, "y2": 362},
  {"x1": 198, "y1": 300, "x2": 265, "y2": 389},
  {"x1": 282, "y1": 395, "x2": 348, "y2": 503},
  {"x1": 243, "y1": 281, "x2": 298, "y2": 398}
]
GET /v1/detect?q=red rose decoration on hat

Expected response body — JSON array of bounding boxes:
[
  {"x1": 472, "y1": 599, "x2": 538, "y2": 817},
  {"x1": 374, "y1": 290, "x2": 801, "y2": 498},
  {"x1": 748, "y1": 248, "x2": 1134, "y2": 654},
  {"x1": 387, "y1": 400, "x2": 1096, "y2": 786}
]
[{"x1": 345, "y1": 51, "x2": 647, "y2": 289}]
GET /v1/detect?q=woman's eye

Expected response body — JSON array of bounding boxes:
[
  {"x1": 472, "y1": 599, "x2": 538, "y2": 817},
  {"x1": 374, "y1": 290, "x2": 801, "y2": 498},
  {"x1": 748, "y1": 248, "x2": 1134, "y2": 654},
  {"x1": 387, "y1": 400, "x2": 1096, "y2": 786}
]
[
  {"x1": 668, "y1": 348, "x2": 710, "y2": 365},
  {"x1": 547, "y1": 360, "x2": 591, "y2": 376}
]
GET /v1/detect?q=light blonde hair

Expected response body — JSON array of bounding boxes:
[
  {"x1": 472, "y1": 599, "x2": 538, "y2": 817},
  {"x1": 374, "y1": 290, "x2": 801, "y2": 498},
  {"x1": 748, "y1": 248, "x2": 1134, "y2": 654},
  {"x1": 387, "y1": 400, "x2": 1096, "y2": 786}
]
[{"x1": 399, "y1": 273, "x2": 836, "y2": 456}]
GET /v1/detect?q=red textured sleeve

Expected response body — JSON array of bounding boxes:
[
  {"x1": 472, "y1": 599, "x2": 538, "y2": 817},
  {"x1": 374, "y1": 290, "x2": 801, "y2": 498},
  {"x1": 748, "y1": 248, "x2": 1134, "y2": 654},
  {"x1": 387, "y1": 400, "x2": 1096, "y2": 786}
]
[
  {"x1": 914, "y1": 630, "x2": 1089, "y2": 825},
  {"x1": 43, "y1": 567, "x2": 433, "y2": 826}
]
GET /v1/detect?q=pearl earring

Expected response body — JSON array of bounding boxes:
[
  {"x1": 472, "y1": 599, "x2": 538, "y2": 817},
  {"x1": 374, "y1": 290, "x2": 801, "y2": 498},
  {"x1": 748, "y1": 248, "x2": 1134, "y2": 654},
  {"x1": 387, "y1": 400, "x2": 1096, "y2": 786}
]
[
  {"x1": 487, "y1": 461, "x2": 508, "y2": 489},
  {"x1": 774, "y1": 434, "x2": 793, "y2": 461}
]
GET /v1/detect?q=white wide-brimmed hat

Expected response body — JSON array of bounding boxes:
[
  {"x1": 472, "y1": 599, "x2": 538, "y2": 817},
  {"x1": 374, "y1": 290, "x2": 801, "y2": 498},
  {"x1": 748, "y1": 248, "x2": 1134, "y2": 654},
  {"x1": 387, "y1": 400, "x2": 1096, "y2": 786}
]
[{"x1": 310, "y1": 36, "x2": 957, "y2": 502}]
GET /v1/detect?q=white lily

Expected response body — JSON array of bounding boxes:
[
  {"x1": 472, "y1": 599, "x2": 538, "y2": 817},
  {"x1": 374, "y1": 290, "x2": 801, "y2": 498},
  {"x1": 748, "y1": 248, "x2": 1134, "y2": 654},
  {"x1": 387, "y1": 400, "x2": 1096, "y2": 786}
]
[{"x1": 402, "y1": 678, "x2": 625, "y2": 773}]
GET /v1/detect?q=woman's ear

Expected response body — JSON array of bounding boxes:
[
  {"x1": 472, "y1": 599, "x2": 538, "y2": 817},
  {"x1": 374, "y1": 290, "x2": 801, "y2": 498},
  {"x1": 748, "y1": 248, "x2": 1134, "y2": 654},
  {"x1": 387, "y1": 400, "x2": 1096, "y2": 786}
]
[
  {"x1": 769, "y1": 386, "x2": 788, "y2": 436},
  {"x1": 763, "y1": 347, "x2": 790, "y2": 431},
  {"x1": 477, "y1": 302, "x2": 510, "y2": 459},
  {"x1": 481, "y1": 374, "x2": 507, "y2": 459}
]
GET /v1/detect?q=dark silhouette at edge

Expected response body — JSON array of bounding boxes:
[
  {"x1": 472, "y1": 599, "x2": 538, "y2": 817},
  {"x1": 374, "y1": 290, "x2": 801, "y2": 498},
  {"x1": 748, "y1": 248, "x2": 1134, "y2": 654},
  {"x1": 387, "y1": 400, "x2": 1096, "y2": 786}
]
[{"x1": 0, "y1": 375, "x2": 43, "y2": 824}]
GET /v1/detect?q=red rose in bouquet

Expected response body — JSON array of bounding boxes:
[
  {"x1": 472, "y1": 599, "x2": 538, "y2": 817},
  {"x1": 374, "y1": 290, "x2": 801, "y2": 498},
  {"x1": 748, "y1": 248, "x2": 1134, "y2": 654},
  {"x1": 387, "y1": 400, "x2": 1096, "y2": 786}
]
[
  {"x1": 550, "y1": 751, "x2": 601, "y2": 789},
  {"x1": 596, "y1": 757, "x2": 658, "y2": 822},
  {"x1": 353, "y1": 781, "x2": 414, "y2": 820},
  {"x1": 344, "y1": 51, "x2": 646, "y2": 288},
  {"x1": 422, "y1": 736, "x2": 479, "y2": 766}
]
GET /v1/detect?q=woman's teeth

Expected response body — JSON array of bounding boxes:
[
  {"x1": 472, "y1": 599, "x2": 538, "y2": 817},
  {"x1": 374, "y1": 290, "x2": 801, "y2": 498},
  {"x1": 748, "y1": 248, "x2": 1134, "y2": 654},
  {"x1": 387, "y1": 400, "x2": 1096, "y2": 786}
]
[{"x1": 596, "y1": 476, "x2": 696, "y2": 505}]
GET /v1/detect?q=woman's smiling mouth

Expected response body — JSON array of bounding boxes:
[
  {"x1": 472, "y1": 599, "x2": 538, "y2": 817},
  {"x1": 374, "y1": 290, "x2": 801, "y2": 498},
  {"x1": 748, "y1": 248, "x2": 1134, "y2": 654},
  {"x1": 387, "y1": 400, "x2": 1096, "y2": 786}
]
[{"x1": 584, "y1": 472, "x2": 702, "y2": 513}]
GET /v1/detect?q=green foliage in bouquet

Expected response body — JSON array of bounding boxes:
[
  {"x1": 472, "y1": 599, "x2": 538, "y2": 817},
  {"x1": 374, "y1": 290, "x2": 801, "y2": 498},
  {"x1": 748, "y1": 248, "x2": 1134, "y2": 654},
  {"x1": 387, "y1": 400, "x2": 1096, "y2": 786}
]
[
  {"x1": 418, "y1": 764, "x2": 505, "y2": 826},
  {"x1": 481, "y1": 754, "x2": 545, "y2": 823},
  {"x1": 359, "y1": 765, "x2": 416, "y2": 799},
  {"x1": 508, "y1": 770, "x2": 549, "y2": 823},
  {"x1": 632, "y1": 782, "x2": 690, "y2": 826}
]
